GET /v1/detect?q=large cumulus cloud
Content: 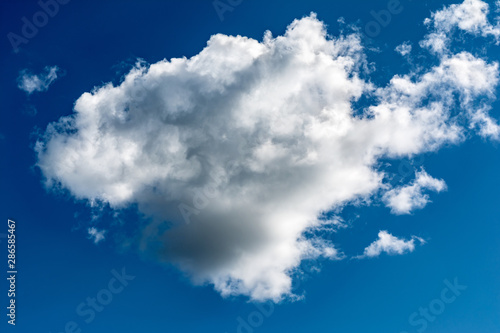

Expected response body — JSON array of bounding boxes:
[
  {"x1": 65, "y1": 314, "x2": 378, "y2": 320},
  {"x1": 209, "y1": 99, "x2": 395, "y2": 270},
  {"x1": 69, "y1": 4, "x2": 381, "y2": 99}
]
[{"x1": 36, "y1": 3, "x2": 500, "y2": 301}]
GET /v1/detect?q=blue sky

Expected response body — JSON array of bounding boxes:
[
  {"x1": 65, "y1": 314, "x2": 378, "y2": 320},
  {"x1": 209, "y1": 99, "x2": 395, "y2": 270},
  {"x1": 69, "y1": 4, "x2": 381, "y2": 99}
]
[{"x1": 1, "y1": 0, "x2": 500, "y2": 332}]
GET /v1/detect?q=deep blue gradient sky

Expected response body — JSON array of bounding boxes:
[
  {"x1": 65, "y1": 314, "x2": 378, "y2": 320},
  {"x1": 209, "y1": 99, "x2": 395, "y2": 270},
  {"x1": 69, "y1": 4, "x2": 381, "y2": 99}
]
[{"x1": 1, "y1": 0, "x2": 500, "y2": 332}]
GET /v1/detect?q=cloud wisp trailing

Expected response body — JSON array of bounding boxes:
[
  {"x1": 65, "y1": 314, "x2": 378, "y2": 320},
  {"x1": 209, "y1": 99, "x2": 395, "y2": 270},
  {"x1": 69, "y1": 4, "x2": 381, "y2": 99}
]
[
  {"x1": 36, "y1": 1, "x2": 500, "y2": 301},
  {"x1": 87, "y1": 227, "x2": 106, "y2": 244},
  {"x1": 17, "y1": 66, "x2": 60, "y2": 94}
]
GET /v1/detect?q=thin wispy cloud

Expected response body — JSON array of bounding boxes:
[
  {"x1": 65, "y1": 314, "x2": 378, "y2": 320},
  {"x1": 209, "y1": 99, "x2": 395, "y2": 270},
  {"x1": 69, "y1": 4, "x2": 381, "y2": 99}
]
[
  {"x1": 87, "y1": 227, "x2": 106, "y2": 244},
  {"x1": 395, "y1": 41, "x2": 412, "y2": 56},
  {"x1": 35, "y1": 0, "x2": 500, "y2": 302},
  {"x1": 17, "y1": 66, "x2": 60, "y2": 94}
]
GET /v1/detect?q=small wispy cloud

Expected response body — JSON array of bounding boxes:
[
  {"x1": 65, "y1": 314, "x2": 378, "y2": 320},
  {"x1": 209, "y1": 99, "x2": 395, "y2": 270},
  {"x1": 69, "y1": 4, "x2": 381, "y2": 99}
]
[
  {"x1": 87, "y1": 227, "x2": 106, "y2": 244},
  {"x1": 357, "y1": 231, "x2": 425, "y2": 259},
  {"x1": 17, "y1": 66, "x2": 60, "y2": 94},
  {"x1": 384, "y1": 170, "x2": 447, "y2": 215},
  {"x1": 395, "y1": 41, "x2": 412, "y2": 56}
]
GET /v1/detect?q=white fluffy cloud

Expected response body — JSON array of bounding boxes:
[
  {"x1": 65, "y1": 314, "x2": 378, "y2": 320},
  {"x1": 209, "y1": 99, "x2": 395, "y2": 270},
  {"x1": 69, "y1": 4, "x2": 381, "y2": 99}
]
[
  {"x1": 384, "y1": 169, "x2": 447, "y2": 215},
  {"x1": 36, "y1": 2, "x2": 500, "y2": 301},
  {"x1": 421, "y1": 0, "x2": 500, "y2": 54},
  {"x1": 17, "y1": 66, "x2": 60, "y2": 94},
  {"x1": 358, "y1": 231, "x2": 424, "y2": 258}
]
